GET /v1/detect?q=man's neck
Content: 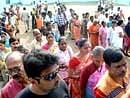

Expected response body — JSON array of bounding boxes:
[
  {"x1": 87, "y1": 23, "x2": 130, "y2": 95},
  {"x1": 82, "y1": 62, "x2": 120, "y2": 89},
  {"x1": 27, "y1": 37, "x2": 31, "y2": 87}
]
[
  {"x1": 30, "y1": 84, "x2": 49, "y2": 95},
  {"x1": 109, "y1": 74, "x2": 124, "y2": 86}
]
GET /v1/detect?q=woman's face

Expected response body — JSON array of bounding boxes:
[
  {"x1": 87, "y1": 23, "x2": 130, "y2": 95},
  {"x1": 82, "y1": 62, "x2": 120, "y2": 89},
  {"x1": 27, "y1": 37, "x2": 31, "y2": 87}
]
[
  {"x1": 80, "y1": 42, "x2": 91, "y2": 54},
  {"x1": 46, "y1": 34, "x2": 54, "y2": 43},
  {"x1": 59, "y1": 39, "x2": 67, "y2": 51}
]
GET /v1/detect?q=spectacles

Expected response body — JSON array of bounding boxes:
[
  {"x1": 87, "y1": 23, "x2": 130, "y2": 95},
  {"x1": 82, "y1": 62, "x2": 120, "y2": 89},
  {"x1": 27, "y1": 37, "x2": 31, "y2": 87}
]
[
  {"x1": 8, "y1": 64, "x2": 21, "y2": 75},
  {"x1": 7, "y1": 66, "x2": 21, "y2": 76},
  {"x1": 40, "y1": 69, "x2": 59, "y2": 81}
]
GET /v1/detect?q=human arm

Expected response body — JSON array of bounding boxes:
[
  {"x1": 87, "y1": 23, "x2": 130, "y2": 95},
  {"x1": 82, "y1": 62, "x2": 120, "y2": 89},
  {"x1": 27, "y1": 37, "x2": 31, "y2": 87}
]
[
  {"x1": 80, "y1": 66, "x2": 90, "y2": 98},
  {"x1": 68, "y1": 68, "x2": 80, "y2": 79}
]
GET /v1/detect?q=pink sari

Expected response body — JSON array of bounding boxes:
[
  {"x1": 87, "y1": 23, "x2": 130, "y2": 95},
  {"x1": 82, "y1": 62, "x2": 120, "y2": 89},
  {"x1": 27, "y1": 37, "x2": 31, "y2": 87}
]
[
  {"x1": 41, "y1": 42, "x2": 58, "y2": 54},
  {"x1": 42, "y1": 43, "x2": 49, "y2": 50}
]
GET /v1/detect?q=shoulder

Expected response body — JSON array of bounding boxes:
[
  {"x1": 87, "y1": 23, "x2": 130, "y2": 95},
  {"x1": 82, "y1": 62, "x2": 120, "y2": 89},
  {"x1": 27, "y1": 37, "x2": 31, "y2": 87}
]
[
  {"x1": 49, "y1": 80, "x2": 70, "y2": 98},
  {"x1": 81, "y1": 62, "x2": 95, "y2": 75},
  {"x1": 15, "y1": 86, "x2": 30, "y2": 98},
  {"x1": 31, "y1": 39, "x2": 36, "y2": 45},
  {"x1": 67, "y1": 45, "x2": 73, "y2": 51},
  {"x1": 2, "y1": 79, "x2": 16, "y2": 91},
  {"x1": 1, "y1": 79, "x2": 21, "y2": 97}
]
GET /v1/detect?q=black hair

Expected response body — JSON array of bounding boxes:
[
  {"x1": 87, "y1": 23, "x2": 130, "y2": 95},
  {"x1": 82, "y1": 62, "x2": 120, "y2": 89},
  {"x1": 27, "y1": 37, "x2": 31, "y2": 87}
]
[
  {"x1": 117, "y1": 20, "x2": 123, "y2": 26},
  {"x1": 58, "y1": 36, "x2": 66, "y2": 45},
  {"x1": 75, "y1": 38, "x2": 87, "y2": 48},
  {"x1": 22, "y1": 49, "x2": 58, "y2": 78},
  {"x1": 101, "y1": 21, "x2": 105, "y2": 25},
  {"x1": 48, "y1": 11, "x2": 52, "y2": 15},
  {"x1": 0, "y1": 40, "x2": 5, "y2": 44},
  {"x1": 45, "y1": 32, "x2": 54, "y2": 38},
  {"x1": 17, "y1": 45, "x2": 29, "y2": 54},
  {"x1": 85, "y1": 12, "x2": 89, "y2": 16},
  {"x1": 23, "y1": 7, "x2": 26, "y2": 10},
  {"x1": 90, "y1": 16, "x2": 94, "y2": 20},
  {"x1": 103, "y1": 47, "x2": 123, "y2": 67},
  {"x1": 112, "y1": 20, "x2": 117, "y2": 24},
  {"x1": 128, "y1": 16, "x2": 130, "y2": 21},
  {"x1": 46, "y1": 22, "x2": 51, "y2": 27},
  {"x1": 9, "y1": 37, "x2": 19, "y2": 45}
]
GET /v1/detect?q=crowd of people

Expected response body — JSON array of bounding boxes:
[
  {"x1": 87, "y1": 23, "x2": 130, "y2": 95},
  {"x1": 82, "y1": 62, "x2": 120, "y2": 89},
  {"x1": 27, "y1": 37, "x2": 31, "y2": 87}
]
[{"x1": 0, "y1": 1, "x2": 130, "y2": 98}]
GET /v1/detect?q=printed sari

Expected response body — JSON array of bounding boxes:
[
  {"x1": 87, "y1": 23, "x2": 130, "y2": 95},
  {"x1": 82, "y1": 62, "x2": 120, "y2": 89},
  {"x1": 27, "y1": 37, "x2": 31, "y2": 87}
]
[{"x1": 69, "y1": 54, "x2": 92, "y2": 98}]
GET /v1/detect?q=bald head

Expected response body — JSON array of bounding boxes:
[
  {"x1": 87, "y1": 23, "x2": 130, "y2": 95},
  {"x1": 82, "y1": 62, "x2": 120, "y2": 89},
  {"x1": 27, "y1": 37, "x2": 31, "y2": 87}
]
[{"x1": 5, "y1": 51, "x2": 23, "y2": 69}]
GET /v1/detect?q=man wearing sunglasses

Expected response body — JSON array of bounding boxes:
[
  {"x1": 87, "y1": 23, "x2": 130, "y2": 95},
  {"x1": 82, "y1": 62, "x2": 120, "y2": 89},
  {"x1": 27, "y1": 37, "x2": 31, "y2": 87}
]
[
  {"x1": 16, "y1": 49, "x2": 70, "y2": 98},
  {"x1": 0, "y1": 51, "x2": 28, "y2": 98}
]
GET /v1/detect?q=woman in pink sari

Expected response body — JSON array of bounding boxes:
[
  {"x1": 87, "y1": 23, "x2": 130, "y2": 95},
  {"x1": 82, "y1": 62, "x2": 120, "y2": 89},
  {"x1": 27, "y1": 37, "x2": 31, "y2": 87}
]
[
  {"x1": 99, "y1": 21, "x2": 108, "y2": 48},
  {"x1": 41, "y1": 33, "x2": 58, "y2": 54}
]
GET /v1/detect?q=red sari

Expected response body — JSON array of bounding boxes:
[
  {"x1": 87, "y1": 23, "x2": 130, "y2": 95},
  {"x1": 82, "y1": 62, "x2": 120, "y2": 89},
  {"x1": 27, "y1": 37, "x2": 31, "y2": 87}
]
[{"x1": 68, "y1": 53, "x2": 92, "y2": 98}]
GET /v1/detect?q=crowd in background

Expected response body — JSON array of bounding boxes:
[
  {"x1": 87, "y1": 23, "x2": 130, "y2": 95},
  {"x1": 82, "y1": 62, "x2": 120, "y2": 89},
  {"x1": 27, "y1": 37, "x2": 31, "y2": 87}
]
[{"x1": 0, "y1": 0, "x2": 130, "y2": 98}]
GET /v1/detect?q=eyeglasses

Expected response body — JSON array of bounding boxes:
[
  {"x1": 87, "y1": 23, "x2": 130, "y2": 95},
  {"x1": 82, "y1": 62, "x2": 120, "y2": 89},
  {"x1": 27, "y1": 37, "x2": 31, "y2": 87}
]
[
  {"x1": 8, "y1": 64, "x2": 22, "y2": 75},
  {"x1": 7, "y1": 66, "x2": 21, "y2": 76},
  {"x1": 40, "y1": 69, "x2": 59, "y2": 81}
]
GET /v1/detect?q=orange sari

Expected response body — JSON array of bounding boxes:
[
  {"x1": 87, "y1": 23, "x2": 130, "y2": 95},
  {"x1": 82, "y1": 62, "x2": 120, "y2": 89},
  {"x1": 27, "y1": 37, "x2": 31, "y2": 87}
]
[
  {"x1": 89, "y1": 24, "x2": 100, "y2": 49},
  {"x1": 35, "y1": 17, "x2": 43, "y2": 29},
  {"x1": 72, "y1": 19, "x2": 81, "y2": 40}
]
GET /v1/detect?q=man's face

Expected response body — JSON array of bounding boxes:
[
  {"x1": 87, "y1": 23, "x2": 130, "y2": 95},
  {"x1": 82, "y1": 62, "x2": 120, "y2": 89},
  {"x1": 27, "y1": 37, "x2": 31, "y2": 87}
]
[
  {"x1": 108, "y1": 57, "x2": 127, "y2": 78},
  {"x1": 33, "y1": 31, "x2": 42, "y2": 41},
  {"x1": 11, "y1": 40, "x2": 19, "y2": 51},
  {"x1": 35, "y1": 65, "x2": 59, "y2": 93},
  {"x1": 7, "y1": 59, "x2": 24, "y2": 80},
  {"x1": 1, "y1": 34, "x2": 6, "y2": 41},
  {"x1": 48, "y1": 12, "x2": 52, "y2": 17},
  {"x1": 0, "y1": 43, "x2": 5, "y2": 51}
]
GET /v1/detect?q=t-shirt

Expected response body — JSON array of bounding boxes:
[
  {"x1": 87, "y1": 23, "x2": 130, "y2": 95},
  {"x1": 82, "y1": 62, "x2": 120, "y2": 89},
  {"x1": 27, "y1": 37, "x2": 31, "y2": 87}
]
[
  {"x1": 15, "y1": 80, "x2": 70, "y2": 98},
  {"x1": 1, "y1": 79, "x2": 24, "y2": 98}
]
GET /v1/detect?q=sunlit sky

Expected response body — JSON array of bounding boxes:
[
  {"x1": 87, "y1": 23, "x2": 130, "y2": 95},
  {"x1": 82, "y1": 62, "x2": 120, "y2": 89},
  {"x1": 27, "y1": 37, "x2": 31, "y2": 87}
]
[
  {"x1": 0, "y1": 0, "x2": 129, "y2": 13},
  {"x1": 7, "y1": 0, "x2": 130, "y2": 5}
]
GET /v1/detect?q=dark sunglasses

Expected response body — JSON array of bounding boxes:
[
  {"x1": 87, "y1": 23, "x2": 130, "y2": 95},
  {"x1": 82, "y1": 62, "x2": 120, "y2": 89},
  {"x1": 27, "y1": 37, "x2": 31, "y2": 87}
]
[{"x1": 40, "y1": 69, "x2": 59, "y2": 81}]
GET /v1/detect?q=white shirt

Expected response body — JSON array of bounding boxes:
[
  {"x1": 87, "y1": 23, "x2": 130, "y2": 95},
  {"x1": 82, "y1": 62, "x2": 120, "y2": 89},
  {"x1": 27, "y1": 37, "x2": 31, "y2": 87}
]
[
  {"x1": 30, "y1": 36, "x2": 47, "y2": 49},
  {"x1": 109, "y1": 26, "x2": 124, "y2": 49},
  {"x1": 45, "y1": 15, "x2": 55, "y2": 23},
  {"x1": 55, "y1": 46, "x2": 73, "y2": 66}
]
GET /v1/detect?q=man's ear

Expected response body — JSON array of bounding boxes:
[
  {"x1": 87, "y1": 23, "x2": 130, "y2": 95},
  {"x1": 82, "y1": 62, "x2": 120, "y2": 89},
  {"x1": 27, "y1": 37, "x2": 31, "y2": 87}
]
[
  {"x1": 29, "y1": 78, "x2": 37, "y2": 84},
  {"x1": 105, "y1": 64, "x2": 110, "y2": 70}
]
